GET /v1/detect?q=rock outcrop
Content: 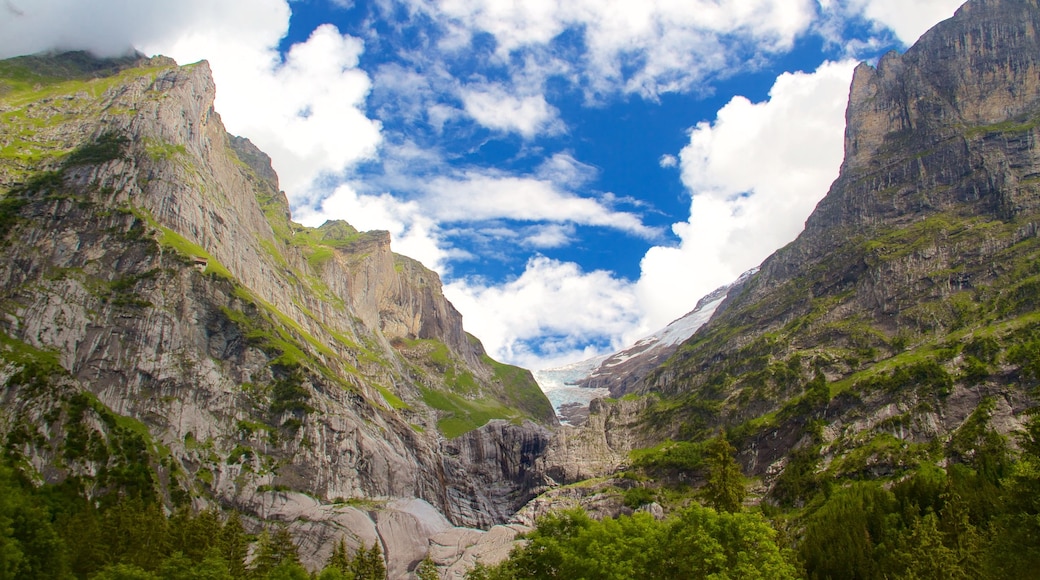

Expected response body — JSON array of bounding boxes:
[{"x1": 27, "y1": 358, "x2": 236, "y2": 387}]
[
  {"x1": 513, "y1": 0, "x2": 1040, "y2": 502},
  {"x1": 625, "y1": 0, "x2": 1040, "y2": 484},
  {"x1": 0, "y1": 51, "x2": 554, "y2": 574}
]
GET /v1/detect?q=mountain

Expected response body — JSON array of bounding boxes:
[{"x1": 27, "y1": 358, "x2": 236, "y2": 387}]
[
  {"x1": 0, "y1": 51, "x2": 555, "y2": 575},
  {"x1": 568, "y1": 0, "x2": 1039, "y2": 495},
  {"x1": 533, "y1": 269, "x2": 755, "y2": 425},
  {"x1": 5, "y1": 0, "x2": 1040, "y2": 576},
  {"x1": 575, "y1": 269, "x2": 757, "y2": 397}
]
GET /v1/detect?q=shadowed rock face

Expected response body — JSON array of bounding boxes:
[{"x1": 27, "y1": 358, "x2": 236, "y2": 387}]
[{"x1": 0, "y1": 51, "x2": 554, "y2": 573}]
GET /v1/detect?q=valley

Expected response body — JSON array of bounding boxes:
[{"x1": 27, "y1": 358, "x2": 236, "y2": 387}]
[{"x1": 1, "y1": 0, "x2": 1040, "y2": 578}]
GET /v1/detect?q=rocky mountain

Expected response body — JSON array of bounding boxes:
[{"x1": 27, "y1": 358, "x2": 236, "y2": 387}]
[
  {"x1": 5, "y1": 0, "x2": 1040, "y2": 576},
  {"x1": 574, "y1": 269, "x2": 757, "y2": 398},
  {"x1": 567, "y1": 0, "x2": 1040, "y2": 494},
  {"x1": 0, "y1": 51, "x2": 556, "y2": 575},
  {"x1": 532, "y1": 270, "x2": 754, "y2": 425}
]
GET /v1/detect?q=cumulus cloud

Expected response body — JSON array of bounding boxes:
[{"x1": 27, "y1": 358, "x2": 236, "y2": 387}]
[
  {"x1": 0, "y1": 0, "x2": 381, "y2": 201},
  {"x1": 816, "y1": 0, "x2": 963, "y2": 49},
  {"x1": 636, "y1": 59, "x2": 858, "y2": 329},
  {"x1": 440, "y1": 56, "x2": 855, "y2": 366},
  {"x1": 461, "y1": 84, "x2": 561, "y2": 138},
  {"x1": 444, "y1": 256, "x2": 640, "y2": 370},
  {"x1": 412, "y1": 0, "x2": 817, "y2": 98},
  {"x1": 855, "y1": 0, "x2": 963, "y2": 45}
]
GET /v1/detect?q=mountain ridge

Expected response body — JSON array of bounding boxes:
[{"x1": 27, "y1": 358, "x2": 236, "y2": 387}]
[
  {"x1": 0, "y1": 50, "x2": 554, "y2": 575},
  {"x1": 4, "y1": 0, "x2": 1040, "y2": 576},
  {"x1": 583, "y1": 0, "x2": 1040, "y2": 488}
]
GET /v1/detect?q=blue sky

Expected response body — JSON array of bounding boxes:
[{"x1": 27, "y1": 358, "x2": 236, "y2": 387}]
[{"x1": 0, "y1": 0, "x2": 964, "y2": 370}]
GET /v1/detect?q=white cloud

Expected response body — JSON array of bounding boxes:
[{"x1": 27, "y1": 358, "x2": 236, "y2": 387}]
[
  {"x1": 291, "y1": 59, "x2": 860, "y2": 372},
  {"x1": 414, "y1": 0, "x2": 818, "y2": 98},
  {"x1": 523, "y1": 224, "x2": 575, "y2": 249},
  {"x1": 444, "y1": 256, "x2": 640, "y2": 370},
  {"x1": 535, "y1": 153, "x2": 598, "y2": 188},
  {"x1": 816, "y1": 0, "x2": 963, "y2": 50},
  {"x1": 0, "y1": 0, "x2": 382, "y2": 202},
  {"x1": 635, "y1": 59, "x2": 857, "y2": 329},
  {"x1": 422, "y1": 173, "x2": 658, "y2": 238},
  {"x1": 0, "y1": 0, "x2": 290, "y2": 59},
  {"x1": 856, "y1": 0, "x2": 963, "y2": 45},
  {"x1": 461, "y1": 84, "x2": 561, "y2": 137},
  {"x1": 0, "y1": 0, "x2": 964, "y2": 377}
]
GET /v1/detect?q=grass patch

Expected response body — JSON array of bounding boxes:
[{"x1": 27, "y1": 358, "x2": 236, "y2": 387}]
[
  {"x1": 143, "y1": 137, "x2": 187, "y2": 162},
  {"x1": 373, "y1": 384, "x2": 409, "y2": 410},
  {"x1": 421, "y1": 388, "x2": 518, "y2": 438}
]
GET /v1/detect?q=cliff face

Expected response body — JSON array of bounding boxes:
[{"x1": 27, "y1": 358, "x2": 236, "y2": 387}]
[
  {"x1": 564, "y1": 0, "x2": 1039, "y2": 491},
  {"x1": 0, "y1": 52, "x2": 554, "y2": 574}
]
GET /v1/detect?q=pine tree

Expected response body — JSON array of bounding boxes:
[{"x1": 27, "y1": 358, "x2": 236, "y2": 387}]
[
  {"x1": 251, "y1": 527, "x2": 299, "y2": 579},
  {"x1": 326, "y1": 538, "x2": 351, "y2": 572},
  {"x1": 703, "y1": 433, "x2": 745, "y2": 513},
  {"x1": 270, "y1": 527, "x2": 300, "y2": 566},
  {"x1": 891, "y1": 513, "x2": 965, "y2": 579},
  {"x1": 415, "y1": 554, "x2": 438, "y2": 580},
  {"x1": 218, "y1": 512, "x2": 248, "y2": 579},
  {"x1": 350, "y1": 542, "x2": 386, "y2": 580}
]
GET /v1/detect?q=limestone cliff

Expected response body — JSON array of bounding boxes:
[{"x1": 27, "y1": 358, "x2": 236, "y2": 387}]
[
  {"x1": 0, "y1": 51, "x2": 554, "y2": 575},
  {"x1": 541, "y1": 0, "x2": 1040, "y2": 499},
  {"x1": 629, "y1": 0, "x2": 1040, "y2": 484}
]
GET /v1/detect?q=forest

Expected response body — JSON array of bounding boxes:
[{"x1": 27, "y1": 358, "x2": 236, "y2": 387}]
[
  {"x1": 0, "y1": 411, "x2": 1035, "y2": 578},
  {"x1": 469, "y1": 412, "x2": 1040, "y2": 579}
]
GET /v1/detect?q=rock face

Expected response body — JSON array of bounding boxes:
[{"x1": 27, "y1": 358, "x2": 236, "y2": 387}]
[
  {"x1": 0, "y1": 52, "x2": 554, "y2": 574},
  {"x1": 517, "y1": 0, "x2": 1040, "y2": 501},
  {"x1": 622, "y1": 0, "x2": 1040, "y2": 482}
]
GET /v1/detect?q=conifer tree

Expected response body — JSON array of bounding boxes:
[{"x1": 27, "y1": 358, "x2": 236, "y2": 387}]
[
  {"x1": 891, "y1": 513, "x2": 964, "y2": 579},
  {"x1": 350, "y1": 541, "x2": 386, "y2": 580},
  {"x1": 703, "y1": 433, "x2": 745, "y2": 513},
  {"x1": 218, "y1": 512, "x2": 248, "y2": 579},
  {"x1": 326, "y1": 540, "x2": 351, "y2": 573},
  {"x1": 416, "y1": 554, "x2": 438, "y2": 580},
  {"x1": 250, "y1": 530, "x2": 278, "y2": 579},
  {"x1": 251, "y1": 528, "x2": 299, "y2": 579}
]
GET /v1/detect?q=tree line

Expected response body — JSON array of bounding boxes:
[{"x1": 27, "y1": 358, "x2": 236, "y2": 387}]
[
  {"x1": 468, "y1": 412, "x2": 1040, "y2": 579},
  {"x1": 0, "y1": 463, "x2": 391, "y2": 579}
]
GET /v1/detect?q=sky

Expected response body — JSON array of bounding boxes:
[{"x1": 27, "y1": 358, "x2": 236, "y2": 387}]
[{"x1": 0, "y1": 0, "x2": 965, "y2": 371}]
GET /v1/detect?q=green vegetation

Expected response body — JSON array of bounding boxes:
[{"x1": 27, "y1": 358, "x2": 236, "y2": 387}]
[
  {"x1": 469, "y1": 506, "x2": 797, "y2": 579},
  {"x1": 630, "y1": 439, "x2": 705, "y2": 475},
  {"x1": 0, "y1": 456, "x2": 398, "y2": 579},
  {"x1": 482, "y1": 412, "x2": 1040, "y2": 579},
  {"x1": 396, "y1": 337, "x2": 553, "y2": 437},
  {"x1": 0, "y1": 330, "x2": 65, "y2": 391},
  {"x1": 420, "y1": 387, "x2": 519, "y2": 438},
  {"x1": 702, "y1": 434, "x2": 745, "y2": 513},
  {"x1": 142, "y1": 138, "x2": 187, "y2": 162},
  {"x1": 63, "y1": 132, "x2": 129, "y2": 167},
  {"x1": 321, "y1": 538, "x2": 386, "y2": 580},
  {"x1": 482, "y1": 351, "x2": 556, "y2": 423}
]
